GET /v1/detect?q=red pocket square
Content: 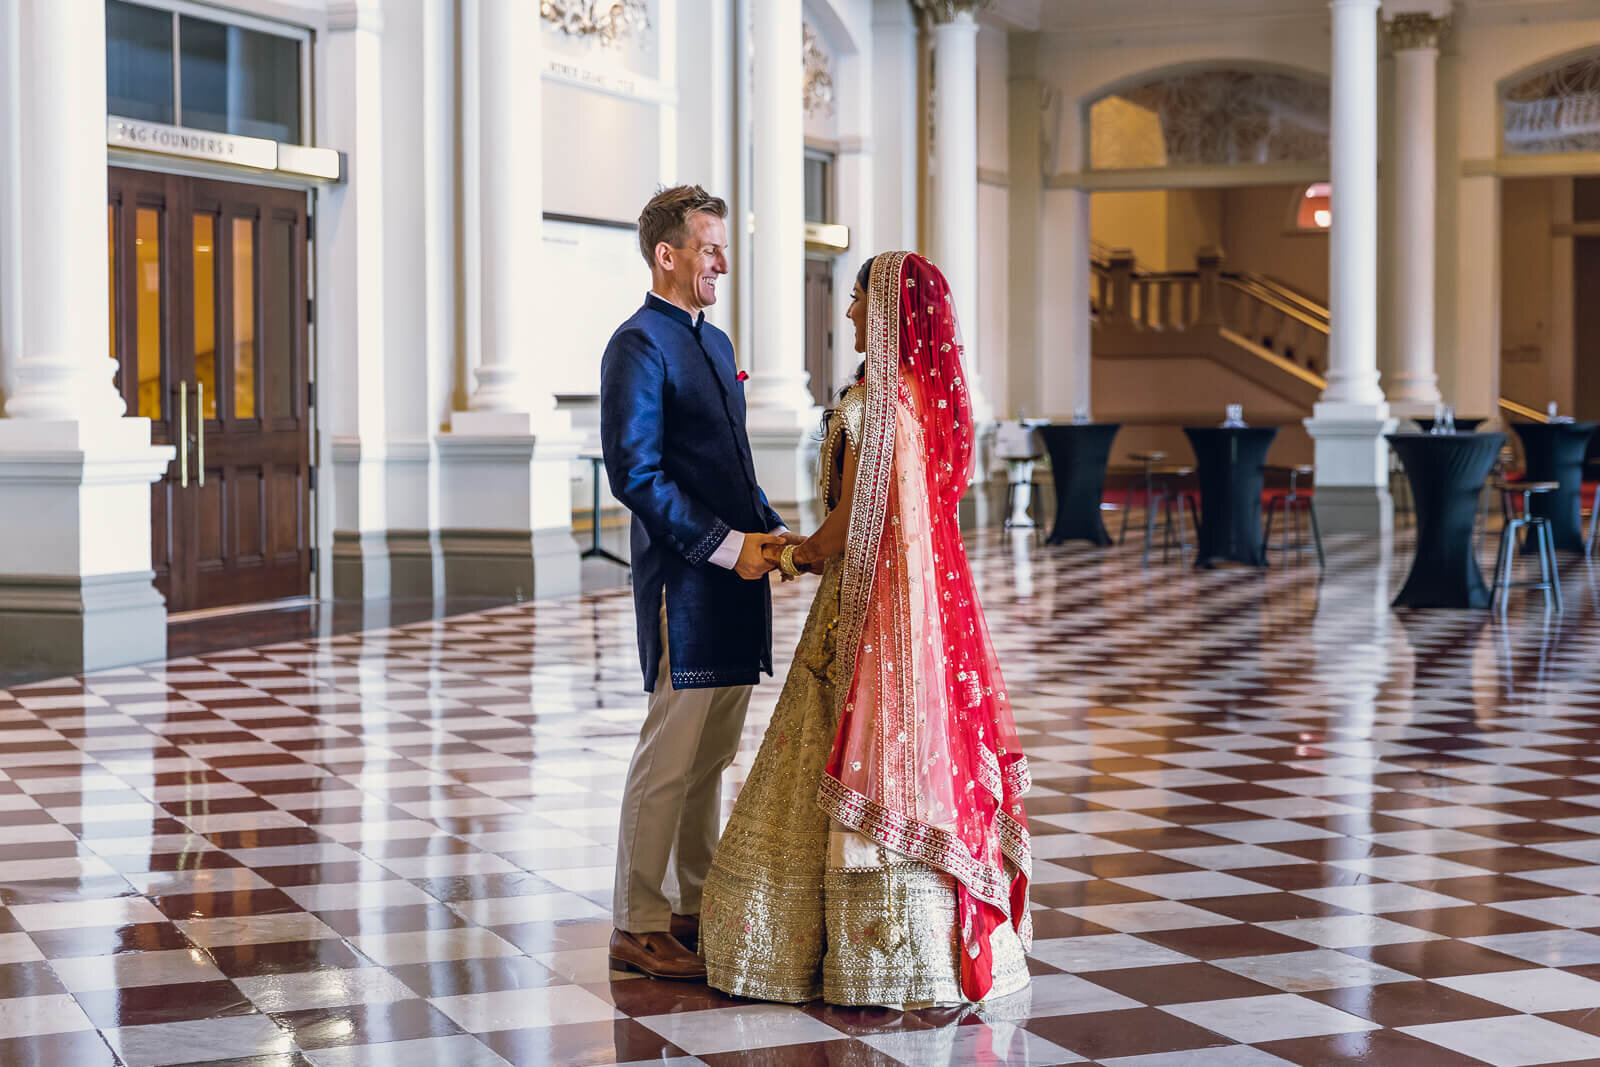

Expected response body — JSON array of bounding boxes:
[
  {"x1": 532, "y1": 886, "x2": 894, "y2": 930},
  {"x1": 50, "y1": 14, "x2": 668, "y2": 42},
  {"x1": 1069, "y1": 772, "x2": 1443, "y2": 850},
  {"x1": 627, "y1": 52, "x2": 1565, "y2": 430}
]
[{"x1": 737, "y1": 370, "x2": 749, "y2": 382}]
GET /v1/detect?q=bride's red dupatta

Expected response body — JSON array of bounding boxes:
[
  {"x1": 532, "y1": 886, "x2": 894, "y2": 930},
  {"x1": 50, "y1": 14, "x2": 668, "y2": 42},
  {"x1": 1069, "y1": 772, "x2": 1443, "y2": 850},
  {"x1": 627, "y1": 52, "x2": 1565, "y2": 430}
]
[{"x1": 818, "y1": 252, "x2": 1032, "y2": 1001}]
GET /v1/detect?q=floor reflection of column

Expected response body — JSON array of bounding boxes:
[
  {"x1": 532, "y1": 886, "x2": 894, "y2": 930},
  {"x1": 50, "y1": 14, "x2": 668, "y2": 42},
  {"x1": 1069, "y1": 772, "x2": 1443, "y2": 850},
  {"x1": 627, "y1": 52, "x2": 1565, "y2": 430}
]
[{"x1": 1009, "y1": 529, "x2": 1035, "y2": 600}]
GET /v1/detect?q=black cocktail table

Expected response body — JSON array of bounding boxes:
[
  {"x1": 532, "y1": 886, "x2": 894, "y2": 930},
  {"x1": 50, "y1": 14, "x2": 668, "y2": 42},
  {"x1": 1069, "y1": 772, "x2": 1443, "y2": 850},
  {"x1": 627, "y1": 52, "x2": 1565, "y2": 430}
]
[
  {"x1": 1512, "y1": 421, "x2": 1598, "y2": 552},
  {"x1": 1387, "y1": 432, "x2": 1505, "y2": 608},
  {"x1": 1037, "y1": 423, "x2": 1121, "y2": 546},
  {"x1": 1183, "y1": 426, "x2": 1278, "y2": 568}
]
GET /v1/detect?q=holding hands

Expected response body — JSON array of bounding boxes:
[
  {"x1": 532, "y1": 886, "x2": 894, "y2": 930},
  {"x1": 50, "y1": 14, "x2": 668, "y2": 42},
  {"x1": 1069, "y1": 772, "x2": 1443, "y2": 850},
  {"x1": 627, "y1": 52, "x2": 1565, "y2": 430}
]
[{"x1": 735, "y1": 531, "x2": 816, "y2": 581}]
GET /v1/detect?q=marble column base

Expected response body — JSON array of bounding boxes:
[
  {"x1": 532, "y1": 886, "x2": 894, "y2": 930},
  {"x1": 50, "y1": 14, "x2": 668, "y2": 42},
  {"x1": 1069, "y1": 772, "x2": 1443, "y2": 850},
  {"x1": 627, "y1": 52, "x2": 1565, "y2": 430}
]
[
  {"x1": 0, "y1": 571, "x2": 167, "y2": 679},
  {"x1": 435, "y1": 417, "x2": 580, "y2": 601},
  {"x1": 747, "y1": 425, "x2": 820, "y2": 513},
  {"x1": 439, "y1": 527, "x2": 579, "y2": 600},
  {"x1": 332, "y1": 530, "x2": 394, "y2": 602},
  {"x1": 1305, "y1": 406, "x2": 1399, "y2": 535}
]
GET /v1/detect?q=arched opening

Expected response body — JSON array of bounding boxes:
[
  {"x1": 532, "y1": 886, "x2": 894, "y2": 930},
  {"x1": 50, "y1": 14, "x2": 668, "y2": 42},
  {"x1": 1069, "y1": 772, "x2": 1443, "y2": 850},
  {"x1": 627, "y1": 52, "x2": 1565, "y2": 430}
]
[
  {"x1": 1500, "y1": 48, "x2": 1600, "y2": 157},
  {"x1": 1086, "y1": 65, "x2": 1330, "y2": 171}
]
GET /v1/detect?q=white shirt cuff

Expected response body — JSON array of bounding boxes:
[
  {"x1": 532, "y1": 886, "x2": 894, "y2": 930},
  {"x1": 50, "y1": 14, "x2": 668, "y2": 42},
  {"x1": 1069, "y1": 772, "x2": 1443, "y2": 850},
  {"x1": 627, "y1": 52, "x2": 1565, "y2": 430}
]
[
  {"x1": 708, "y1": 528, "x2": 744, "y2": 569},
  {"x1": 708, "y1": 526, "x2": 789, "y2": 569}
]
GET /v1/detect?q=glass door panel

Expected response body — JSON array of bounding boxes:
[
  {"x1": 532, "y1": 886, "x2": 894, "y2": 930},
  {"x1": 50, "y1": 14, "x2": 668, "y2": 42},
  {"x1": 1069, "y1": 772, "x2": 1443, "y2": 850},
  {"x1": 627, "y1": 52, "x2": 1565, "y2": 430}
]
[
  {"x1": 263, "y1": 216, "x2": 295, "y2": 420},
  {"x1": 193, "y1": 213, "x2": 218, "y2": 418},
  {"x1": 231, "y1": 216, "x2": 257, "y2": 420},
  {"x1": 134, "y1": 207, "x2": 164, "y2": 420}
]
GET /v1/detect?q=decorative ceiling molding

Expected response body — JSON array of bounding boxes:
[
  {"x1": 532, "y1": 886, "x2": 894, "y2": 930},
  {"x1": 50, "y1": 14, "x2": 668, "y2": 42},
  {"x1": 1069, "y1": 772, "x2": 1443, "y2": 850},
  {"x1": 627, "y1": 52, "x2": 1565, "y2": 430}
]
[
  {"x1": 540, "y1": 0, "x2": 650, "y2": 48},
  {"x1": 1385, "y1": 12, "x2": 1452, "y2": 50},
  {"x1": 803, "y1": 22, "x2": 835, "y2": 118}
]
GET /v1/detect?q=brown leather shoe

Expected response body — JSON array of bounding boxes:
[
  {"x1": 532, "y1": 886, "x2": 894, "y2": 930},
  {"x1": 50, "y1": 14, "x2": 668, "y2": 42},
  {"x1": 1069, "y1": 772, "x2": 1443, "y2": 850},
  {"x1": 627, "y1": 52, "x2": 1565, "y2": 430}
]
[
  {"x1": 608, "y1": 929, "x2": 706, "y2": 980},
  {"x1": 670, "y1": 913, "x2": 700, "y2": 953}
]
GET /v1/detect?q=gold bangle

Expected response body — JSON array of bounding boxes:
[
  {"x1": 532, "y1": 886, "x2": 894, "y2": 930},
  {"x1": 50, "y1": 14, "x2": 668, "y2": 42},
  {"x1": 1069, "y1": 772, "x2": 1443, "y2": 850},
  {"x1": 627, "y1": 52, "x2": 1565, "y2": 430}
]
[{"x1": 779, "y1": 544, "x2": 802, "y2": 578}]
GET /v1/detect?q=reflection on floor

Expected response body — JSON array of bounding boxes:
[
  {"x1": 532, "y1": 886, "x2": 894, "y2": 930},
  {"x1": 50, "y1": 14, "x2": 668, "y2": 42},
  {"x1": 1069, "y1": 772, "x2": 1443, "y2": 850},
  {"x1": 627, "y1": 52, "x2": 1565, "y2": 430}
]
[{"x1": 1, "y1": 529, "x2": 1599, "y2": 1064}]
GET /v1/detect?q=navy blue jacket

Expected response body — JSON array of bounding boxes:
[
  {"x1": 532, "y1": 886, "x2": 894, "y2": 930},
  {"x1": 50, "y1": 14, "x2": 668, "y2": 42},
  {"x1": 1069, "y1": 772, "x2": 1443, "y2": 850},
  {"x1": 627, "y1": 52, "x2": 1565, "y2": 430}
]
[{"x1": 600, "y1": 294, "x2": 784, "y2": 691}]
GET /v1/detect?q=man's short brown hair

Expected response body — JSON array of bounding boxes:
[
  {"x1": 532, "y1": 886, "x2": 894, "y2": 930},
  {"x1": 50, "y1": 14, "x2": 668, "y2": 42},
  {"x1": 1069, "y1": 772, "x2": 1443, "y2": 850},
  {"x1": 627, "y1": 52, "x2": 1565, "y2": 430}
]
[{"x1": 637, "y1": 185, "x2": 728, "y2": 267}]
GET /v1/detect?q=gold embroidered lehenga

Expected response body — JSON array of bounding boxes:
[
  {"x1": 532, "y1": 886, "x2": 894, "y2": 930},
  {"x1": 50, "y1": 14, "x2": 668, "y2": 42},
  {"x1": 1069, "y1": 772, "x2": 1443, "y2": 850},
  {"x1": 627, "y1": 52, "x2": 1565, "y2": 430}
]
[{"x1": 700, "y1": 253, "x2": 1032, "y2": 1008}]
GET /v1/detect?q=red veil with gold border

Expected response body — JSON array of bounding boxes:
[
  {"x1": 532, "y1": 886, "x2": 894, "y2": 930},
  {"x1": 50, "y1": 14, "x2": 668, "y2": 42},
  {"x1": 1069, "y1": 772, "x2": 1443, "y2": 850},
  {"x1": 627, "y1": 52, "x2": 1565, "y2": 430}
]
[{"x1": 817, "y1": 252, "x2": 1032, "y2": 1001}]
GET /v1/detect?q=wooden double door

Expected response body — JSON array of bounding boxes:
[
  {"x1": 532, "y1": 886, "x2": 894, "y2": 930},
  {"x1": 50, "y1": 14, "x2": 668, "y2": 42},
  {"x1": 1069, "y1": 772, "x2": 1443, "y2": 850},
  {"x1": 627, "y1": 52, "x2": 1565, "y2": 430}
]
[{"x1": 108, "y1": 168, "x2": 313, "y2": 613}]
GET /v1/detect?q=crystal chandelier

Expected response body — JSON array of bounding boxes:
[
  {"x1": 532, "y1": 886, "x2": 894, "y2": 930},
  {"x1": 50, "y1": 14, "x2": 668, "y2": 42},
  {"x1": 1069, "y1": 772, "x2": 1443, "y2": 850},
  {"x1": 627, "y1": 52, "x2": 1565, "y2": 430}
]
[{"x1": 541, "y1": 0, "x2": 651, "y2": 47}]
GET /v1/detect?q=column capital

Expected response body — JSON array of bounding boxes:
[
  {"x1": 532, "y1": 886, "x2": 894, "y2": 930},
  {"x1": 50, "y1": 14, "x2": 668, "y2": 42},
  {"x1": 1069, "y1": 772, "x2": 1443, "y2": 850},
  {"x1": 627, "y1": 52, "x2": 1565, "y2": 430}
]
[
  {"x1": 914, "y1": 0, "x2": 990, "y2": 25},
  {"x1": 1385, "y1": 12, "x2": 1451, "y2": 51}
]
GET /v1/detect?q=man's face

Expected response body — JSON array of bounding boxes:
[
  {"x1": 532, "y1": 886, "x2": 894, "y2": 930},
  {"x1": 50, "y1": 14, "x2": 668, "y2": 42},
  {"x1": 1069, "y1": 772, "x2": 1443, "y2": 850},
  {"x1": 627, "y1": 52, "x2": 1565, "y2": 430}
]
[{"x1": 660, "y1": 212, "x2": 729, "y2": 311}]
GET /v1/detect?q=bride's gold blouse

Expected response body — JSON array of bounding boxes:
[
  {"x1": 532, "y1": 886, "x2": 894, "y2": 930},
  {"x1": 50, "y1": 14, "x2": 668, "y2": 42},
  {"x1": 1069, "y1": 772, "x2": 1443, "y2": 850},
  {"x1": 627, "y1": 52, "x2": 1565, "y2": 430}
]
[{"x1": 818, "y1": 383, "x2": 866, "y2": 511}]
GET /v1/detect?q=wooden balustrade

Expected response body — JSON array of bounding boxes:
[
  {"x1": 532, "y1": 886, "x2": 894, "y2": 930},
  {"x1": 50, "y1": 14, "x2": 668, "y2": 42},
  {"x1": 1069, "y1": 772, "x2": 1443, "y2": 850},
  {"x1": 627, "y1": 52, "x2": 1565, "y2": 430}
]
[{"x1": 1091, "y1": 245, "x2": 1330, "y2": 374}]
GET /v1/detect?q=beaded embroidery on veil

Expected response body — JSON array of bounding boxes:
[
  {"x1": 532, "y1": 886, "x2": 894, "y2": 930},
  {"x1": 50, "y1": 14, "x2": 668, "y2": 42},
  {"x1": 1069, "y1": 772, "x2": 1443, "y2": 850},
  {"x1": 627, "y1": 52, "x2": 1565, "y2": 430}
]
[{"x1": 817, "y1": 252, "x2": 1032, "y2": 1002}]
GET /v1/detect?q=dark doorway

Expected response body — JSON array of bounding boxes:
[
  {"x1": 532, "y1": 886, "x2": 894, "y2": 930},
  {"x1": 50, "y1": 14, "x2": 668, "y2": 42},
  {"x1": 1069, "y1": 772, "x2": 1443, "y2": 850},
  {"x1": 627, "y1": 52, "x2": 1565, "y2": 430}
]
[{"x1": 804, "y1": 255, "x2": 834, "y2": 408}]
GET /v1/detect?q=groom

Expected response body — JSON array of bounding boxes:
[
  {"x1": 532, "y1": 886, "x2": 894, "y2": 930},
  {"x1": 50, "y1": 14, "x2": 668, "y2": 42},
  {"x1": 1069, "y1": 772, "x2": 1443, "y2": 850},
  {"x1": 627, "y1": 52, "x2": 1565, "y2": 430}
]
[{"x1": 601, "y1": 185, "x2": 799, "y2": 980}]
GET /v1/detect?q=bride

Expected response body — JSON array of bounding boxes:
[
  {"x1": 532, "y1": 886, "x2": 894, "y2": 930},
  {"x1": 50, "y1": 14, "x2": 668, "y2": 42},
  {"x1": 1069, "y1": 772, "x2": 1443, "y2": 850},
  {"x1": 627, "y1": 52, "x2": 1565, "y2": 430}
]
[{"x1": 699, "y1": 251, "x2": 1032, "y2": 1007}]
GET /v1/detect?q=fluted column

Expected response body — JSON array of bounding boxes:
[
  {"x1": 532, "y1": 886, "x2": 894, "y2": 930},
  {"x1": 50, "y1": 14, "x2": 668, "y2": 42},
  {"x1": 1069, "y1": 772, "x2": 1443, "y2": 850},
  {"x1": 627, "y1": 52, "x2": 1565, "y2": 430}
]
[
  {"x1": 1384, "y1": 11, "x2": 1447, "y2": 415},
  {"x1": 4, "y1": 0, "x2": 125, "y2": 422},
  {"x1": 926, "y1": 0, "x2": 992, "y2": 424},
  {"x1": 741, "y1": 0, "x2": 818, "y2": 506},
  {"x1": 436, "y1": 0, "x2": 577, "y2": 598},
  {"x1": 0, "y1": 0, "x2": 171, "y2": 674},
  {"x1": 463, "y1": 0, "x2": 561, "y2": 427},
  {"x1": 1305, "y1": 0, "x2": 1397, "y2": 534},
  {"x1": 1324, "y1": 0, "x2": 1384, "y2": 409}
]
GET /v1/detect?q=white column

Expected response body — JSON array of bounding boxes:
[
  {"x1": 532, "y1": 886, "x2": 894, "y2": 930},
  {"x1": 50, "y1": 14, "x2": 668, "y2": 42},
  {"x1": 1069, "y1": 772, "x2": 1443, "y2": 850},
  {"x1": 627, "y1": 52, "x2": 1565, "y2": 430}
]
[
  {"x1": 1040, "y1": 188, "x2": 1092, "y2": 420},
  {"x1": 319, "y1": 0, "x2": 391, "y2": 601},
  {"x1": 743, "y1": 0, "x2": 818, "y2": 507},
  {"x1": 1305, "y1": 0, "x2": 1397, "y2": 534},
  {"x1": 1007, "y1": 34, "x2": 1044, "y2": 419},
  {"x1": 872, "y1": 0, "x2": 919, "y2": 251},
  {"x1": 436, "y1": 0, "x2": 577, "y2": 598},
  {"x1": 462, "y1": 0, "x2": 560, "y2": 427},
  {"x1": 928, "y1": 2, "x2": 992, "y2": 424},
  {"x1": 5, "y1": 1, "x2": 124, "y2": 422},
  {"x1": 0, "y1": 0, "x2": 171, "y2": 674},
  {"x1": 1384, "y1": 11, "x2": 1448, "y2": 415}
]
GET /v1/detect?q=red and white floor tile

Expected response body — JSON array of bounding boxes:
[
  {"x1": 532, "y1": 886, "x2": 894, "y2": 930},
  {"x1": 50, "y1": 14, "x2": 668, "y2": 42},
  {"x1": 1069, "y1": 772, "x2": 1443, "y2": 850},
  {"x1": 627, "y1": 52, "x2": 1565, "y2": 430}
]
[{"x1": 2, "y1": 531, "x2": 1600, "y2": 1064}]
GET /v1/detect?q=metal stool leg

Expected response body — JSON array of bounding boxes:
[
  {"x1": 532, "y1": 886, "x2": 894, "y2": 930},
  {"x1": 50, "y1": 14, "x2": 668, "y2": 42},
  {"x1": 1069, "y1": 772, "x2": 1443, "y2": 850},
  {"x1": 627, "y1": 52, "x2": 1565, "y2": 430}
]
[
  {"x1": 1262, "y1": 495, "x2": 1279, "y2": 554},
  {"x1": 1161, "y1": 492, "x2": 1178, "y2": 563},
  {"x1": 1542, "y1": 520, "x2": 1564, "y2": 612},
  {"x1": 1184, "y1": 493, "x2": 1201, "y2": 552},
  {"x1": 1142, "y1": 484, "x2": 1160, "y2": 567},
  {"x1": 1492, "y1": 519, "x2": 1517, "y2": 610},
  {"x1": 1588, "y1": 489, "x2": 1599, "y2": 557},
  {"x1": 1307, "y1": 499, "x2": 1326, "y2": 568}
]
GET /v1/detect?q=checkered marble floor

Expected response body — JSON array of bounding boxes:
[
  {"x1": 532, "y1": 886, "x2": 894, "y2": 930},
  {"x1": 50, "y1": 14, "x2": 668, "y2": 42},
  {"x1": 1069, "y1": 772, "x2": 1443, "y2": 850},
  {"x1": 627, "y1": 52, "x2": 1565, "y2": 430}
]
[{"x1": 3, "y1": 530, "x2": 1600, "y2": 1065}]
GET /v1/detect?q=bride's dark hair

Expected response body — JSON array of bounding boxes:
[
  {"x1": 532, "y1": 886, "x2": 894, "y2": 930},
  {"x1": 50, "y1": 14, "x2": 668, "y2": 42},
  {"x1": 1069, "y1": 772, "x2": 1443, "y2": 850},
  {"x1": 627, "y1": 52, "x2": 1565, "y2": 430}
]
[{"x1": 817, "y1": 256, "x2": 875, "y2": 439}]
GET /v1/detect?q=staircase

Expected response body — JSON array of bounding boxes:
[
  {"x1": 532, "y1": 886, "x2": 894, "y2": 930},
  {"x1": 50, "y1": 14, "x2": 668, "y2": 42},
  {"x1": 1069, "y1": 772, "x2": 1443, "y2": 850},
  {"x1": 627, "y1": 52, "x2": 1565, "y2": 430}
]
[
  {"x1": 1087, "y1": 245, "x2": 1551, "y2": 470},
  {"x1": 1090, "y1": 245, "x2": 1327, "y2": 465}
]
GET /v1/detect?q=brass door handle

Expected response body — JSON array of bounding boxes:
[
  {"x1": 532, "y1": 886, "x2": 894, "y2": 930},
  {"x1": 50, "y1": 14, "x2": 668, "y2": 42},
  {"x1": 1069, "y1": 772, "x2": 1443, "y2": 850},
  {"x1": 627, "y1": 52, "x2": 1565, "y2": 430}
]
[
  {"x1": 178, "y1": 380, "x2": 188, "y2": 489},
  {"x1": 196, "y1": 381, "x2": 205, "y2": 487}
]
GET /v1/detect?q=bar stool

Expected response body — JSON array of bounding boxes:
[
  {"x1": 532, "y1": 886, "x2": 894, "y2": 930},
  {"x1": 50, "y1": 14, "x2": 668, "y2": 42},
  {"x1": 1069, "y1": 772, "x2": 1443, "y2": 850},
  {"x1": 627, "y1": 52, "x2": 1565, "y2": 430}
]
[
  {"x1": 1150, "y1": 465, "x2": 1200, "y2": 566},
  {"x1": 1118, "y1": 451, "x2": 1166, "y2": 545},
  {"x1": 1262, "y1": 465, "x2": 1325, "y2": 567},
  {"x1": 1491, "y1": 479, "x2": 1562, "y2": 612}
]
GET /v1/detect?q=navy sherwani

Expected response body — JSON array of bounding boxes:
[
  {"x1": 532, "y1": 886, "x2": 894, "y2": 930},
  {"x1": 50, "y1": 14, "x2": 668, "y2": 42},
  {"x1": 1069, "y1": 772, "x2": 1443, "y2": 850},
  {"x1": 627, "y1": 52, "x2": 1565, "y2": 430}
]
[{"x1": 600, "y1": 294, "x2": 784, "y2": 692}]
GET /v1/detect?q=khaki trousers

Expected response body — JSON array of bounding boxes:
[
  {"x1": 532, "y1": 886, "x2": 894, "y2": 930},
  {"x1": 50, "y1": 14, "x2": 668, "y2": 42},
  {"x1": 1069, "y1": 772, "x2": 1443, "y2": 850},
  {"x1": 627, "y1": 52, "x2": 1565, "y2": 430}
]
[{"x1": 614, "y1": 602, "x2": 753, "y2": 932}]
